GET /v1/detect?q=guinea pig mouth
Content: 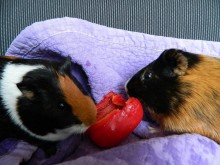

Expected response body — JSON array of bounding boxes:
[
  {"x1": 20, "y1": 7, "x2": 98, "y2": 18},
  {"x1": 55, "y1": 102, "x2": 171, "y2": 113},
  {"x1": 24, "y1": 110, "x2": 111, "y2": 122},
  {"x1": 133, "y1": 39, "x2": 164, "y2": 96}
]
[{"x1": 139, "y1": 101, "x2": 158, "y2": 123}]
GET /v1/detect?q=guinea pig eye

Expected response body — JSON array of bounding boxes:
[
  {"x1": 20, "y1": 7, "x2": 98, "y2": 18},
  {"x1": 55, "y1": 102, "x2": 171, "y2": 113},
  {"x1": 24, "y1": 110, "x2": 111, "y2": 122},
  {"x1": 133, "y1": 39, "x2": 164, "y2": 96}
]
[
  {"x1": 141, "y1": 72, "x2": 153, "y2": 82},
  {"x1": 58, "y1": 102, "x2": 69, "y2": 111}
]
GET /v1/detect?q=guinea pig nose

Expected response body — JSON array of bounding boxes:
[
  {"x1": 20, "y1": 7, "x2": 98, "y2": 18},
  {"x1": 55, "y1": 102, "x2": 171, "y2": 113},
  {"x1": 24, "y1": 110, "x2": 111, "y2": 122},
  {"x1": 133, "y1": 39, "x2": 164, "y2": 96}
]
[
  {"x1": 125, "y1": 83, "x2": 136, "y2": 97},
  {"x1": 126, "y1": 79, "x2": 139, "y2": 90},
  {"x1": 126, "y1": 84, "x2": 132, "y2": 91}
]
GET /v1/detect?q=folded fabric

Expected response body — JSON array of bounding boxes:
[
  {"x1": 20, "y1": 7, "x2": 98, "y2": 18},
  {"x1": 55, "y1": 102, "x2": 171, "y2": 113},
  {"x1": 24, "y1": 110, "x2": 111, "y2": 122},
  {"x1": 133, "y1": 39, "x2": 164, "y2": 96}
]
[{"x1": 4, "y1": 17, "x2": 220, "y2": 165}]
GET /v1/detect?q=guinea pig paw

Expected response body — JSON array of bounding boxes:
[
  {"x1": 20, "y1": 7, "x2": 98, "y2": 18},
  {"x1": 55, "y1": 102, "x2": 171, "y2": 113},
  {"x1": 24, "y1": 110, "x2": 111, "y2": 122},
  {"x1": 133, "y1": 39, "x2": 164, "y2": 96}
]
[
  {"x1": 42, "y1": 145, "x2": 58, "y2": 158},
  {"x1": 148, "y1": 126, "x2": 161, "y2": 134}
]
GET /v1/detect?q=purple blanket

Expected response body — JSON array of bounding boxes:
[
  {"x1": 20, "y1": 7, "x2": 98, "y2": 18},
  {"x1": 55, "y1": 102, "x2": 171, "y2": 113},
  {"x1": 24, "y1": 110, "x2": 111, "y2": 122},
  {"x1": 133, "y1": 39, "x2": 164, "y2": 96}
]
[{"x1": 4, "y1": 17, "x2": 220, "y2": 165}]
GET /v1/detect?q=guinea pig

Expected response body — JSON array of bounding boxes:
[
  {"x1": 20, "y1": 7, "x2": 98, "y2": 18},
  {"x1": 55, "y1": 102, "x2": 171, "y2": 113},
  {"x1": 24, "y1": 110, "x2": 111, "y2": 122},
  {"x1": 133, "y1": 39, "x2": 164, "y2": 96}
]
[
  {"x1": 0, "y1": 56, "x2": 97, "y2": 156},
  {"x1": 126, "y1": 48, "x2": 220, "y2": 143}
]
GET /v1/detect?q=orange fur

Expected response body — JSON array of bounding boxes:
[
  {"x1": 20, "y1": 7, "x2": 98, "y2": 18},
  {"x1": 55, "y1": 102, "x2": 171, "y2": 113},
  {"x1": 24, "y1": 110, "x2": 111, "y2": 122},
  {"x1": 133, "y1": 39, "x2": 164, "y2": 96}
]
[
  {"x1": 0, "y1": 56, "x2": 19, "y2": 60},
  {"x1": 57, "y1": 74, "x2": 97, "y2": 126},
  {"x1": 157, "y1": 55, "x2": 220, "y2": 143}
]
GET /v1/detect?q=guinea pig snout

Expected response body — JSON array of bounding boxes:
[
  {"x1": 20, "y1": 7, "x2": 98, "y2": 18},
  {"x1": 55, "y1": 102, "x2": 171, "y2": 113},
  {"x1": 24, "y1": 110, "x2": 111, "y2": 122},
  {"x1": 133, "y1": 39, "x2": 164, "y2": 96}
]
[{"x1": 125, "y1": 78, "x2": 142, "y2": 97}]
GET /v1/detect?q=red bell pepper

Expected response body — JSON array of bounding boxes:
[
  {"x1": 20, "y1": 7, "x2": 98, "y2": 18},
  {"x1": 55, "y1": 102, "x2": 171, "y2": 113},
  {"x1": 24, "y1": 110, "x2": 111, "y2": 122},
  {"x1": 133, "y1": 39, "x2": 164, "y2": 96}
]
[{"x1": 87, "y1": 91, "x2": 143, "y2": 148}]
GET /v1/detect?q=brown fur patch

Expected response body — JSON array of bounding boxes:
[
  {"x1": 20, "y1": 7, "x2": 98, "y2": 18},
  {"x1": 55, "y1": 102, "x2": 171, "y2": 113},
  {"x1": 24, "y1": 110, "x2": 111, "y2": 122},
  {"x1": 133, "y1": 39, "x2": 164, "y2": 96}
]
[
  {"x1": 158, "y1": 55, "x2": 220, "y2": 143},
  {"x1": 22, "y1": 90, "x2": 34, "y2": 100},
  {"x1": 0, "y1": 56, "x2": 19, "y2": 60},
  {"x1": 173, "y1": 53, "x2": 188, "y2": 76},
  {"x1": 57, "y1": 74, "x2": 97, "y2": 126}
]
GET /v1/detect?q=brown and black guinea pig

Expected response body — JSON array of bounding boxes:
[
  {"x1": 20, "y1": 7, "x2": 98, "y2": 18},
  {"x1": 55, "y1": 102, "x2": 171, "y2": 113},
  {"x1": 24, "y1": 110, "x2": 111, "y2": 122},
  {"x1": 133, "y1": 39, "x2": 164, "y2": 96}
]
[
  {"x1": 0, "y1": 56, "x2": 96, "y2": 156},
  {"x1": 126, "y1": 48, "x2": 220, "y2": 143}
]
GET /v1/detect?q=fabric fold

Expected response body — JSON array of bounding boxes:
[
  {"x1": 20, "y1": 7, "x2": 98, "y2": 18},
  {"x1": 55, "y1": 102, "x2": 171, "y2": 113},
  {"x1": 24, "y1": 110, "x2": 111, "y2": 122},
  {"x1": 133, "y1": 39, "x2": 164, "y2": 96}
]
[{"x1": 3, "y1": 17, "x2": 220, "y2": 165}]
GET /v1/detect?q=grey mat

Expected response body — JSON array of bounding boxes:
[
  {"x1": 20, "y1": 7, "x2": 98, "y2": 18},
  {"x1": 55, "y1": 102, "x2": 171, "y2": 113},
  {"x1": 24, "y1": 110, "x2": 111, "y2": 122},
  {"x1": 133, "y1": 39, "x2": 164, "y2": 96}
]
[{"x1": 1, "y1": 0, "x2": 220, "y2": 55}]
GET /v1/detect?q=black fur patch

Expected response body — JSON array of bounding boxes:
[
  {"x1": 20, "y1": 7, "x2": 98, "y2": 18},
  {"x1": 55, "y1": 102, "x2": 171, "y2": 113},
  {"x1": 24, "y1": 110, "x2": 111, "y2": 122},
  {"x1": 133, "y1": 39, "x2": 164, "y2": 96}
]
[
  {"x1": 126, "y1": 49, "x2": 200, "y2": 115},
  {"x1": 17, "y1": 68, "x2": 82, "y2": 136}
]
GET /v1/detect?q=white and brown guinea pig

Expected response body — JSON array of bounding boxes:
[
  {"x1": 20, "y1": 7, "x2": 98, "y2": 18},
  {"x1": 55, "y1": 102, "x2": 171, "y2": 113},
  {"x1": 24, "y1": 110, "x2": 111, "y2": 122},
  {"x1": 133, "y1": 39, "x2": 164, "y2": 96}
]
[
  {"x1": 126, "y1": 49, "x2": 220, "y2": 143},
  {"x1": 0, "y1": 56, "x2": 96, "y2": 155}
]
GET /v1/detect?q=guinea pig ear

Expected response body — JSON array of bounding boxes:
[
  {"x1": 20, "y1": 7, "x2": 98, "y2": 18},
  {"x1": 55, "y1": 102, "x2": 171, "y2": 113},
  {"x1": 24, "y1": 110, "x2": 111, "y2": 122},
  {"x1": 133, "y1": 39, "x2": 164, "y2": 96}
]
[
  {"x1": 161, "y1": 49, "x2": 188, "y2": 77},
  {"x1": 17, "y1": 82, "x2": 34, "y2": 100},
  {"x1": 58, "y1": 56, "x2": 72, "y2": 76}
]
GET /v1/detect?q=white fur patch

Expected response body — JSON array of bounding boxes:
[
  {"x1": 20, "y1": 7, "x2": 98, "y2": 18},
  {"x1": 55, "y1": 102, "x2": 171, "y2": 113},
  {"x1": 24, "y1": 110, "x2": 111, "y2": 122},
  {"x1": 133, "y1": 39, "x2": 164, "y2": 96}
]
[
  {"x1": 0, "y1": 63, "x2": 88, "y2": 141},
  {"x1": 0, "y1": 63, "x2": 43, "y2": 135},
  {"x1": 40, "y1": 124, "x2": 88, "y2": 141}
]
